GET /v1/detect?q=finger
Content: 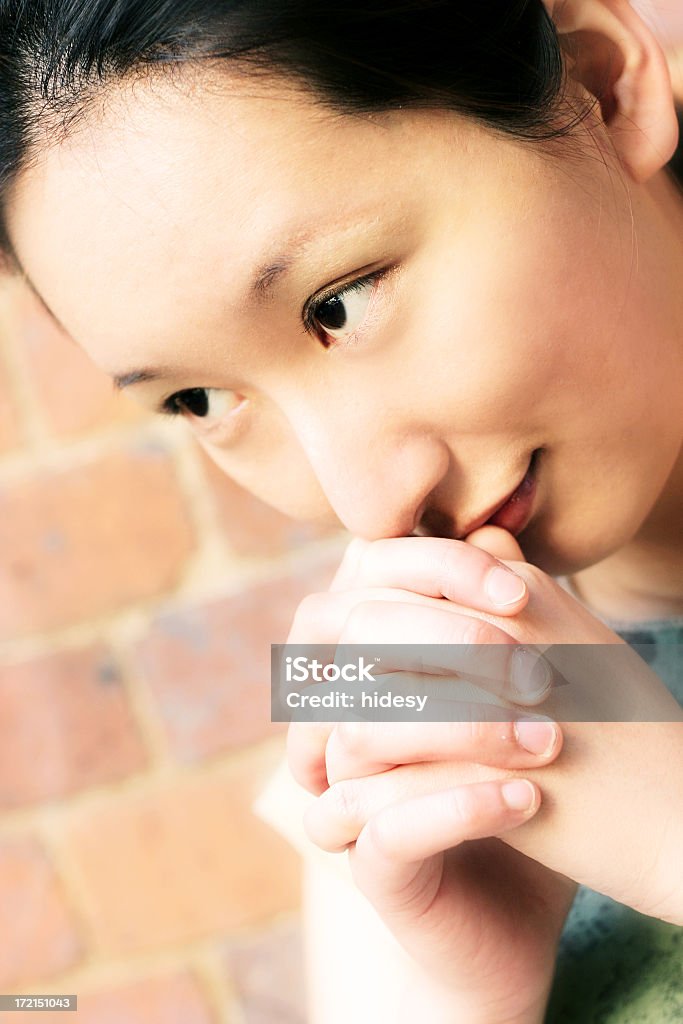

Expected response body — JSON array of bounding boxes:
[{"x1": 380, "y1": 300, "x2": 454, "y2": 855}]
[
  {"x1": 286, "y1": 586, "x2": 440, "y2": 644},
  {"x1": 286, "y1": 690, "x2": 528, "y2": 798},
  {"x1": 338, "y1": 600, "x2": 554, "y2": 705},
  {"x1": 329, "y1": 535, "x2": 530, "y2": 614},
  {"x1": 283, "y1": 684, "x2": 498, "y2": 796},
  {"x1": 463, "y1": 524, "x2": 526, "y2": 561},
  {"x1": 304, "y1": 767, "x2": 539, "y2": 854},
  {"x1": 304, "y1": 762, "x2": 538, "y2": 853},
  {"x1": 325, "y1": 716, "x2": 562, "y2": 785},
  {"x1": 348, "y1": 779, "x2": 540, "y2": 916},
  {"x1": 286, "y1": 721, "x2": 335, "y2": 795},
  {"x1": 329, "y1": 536, "x2": 371, "y2": 590}
]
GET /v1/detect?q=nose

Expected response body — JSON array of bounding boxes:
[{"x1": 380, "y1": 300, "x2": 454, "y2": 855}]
[{"x1": 283, "y1": 398, "x2": 451, "y2": 540}]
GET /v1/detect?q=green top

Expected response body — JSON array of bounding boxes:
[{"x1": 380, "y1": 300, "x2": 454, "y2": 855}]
[{"x1": 545, "y1": 610, "x2": 683, "y2": 1023}]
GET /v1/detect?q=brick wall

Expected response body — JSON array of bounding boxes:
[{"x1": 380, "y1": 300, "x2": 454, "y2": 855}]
[
  {"x1": 2, "y1": 34, "x2": 678, "y2": 1023},
  {"x1": 0, "y1": 278, "x2": 347, "y2": 1023}
]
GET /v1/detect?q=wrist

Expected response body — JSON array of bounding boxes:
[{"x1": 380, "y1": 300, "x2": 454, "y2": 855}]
[
  {"x1": 396, "y1": 970, "x2": 551, "y2": 1024},
  {"x1": 467, "y1": 993, "x2": 549, "y2": 1024},
  {"x1": 637, "y1": 724, "x2": 683, "y2": 924}
]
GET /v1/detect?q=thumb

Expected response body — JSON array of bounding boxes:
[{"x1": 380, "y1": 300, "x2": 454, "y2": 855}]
[{"x1": 462, "y1": 524, "x2": 527, "y2": 563}]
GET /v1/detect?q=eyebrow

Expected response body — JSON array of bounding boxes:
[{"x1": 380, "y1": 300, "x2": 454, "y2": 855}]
[
  {"x1": 8, "y1": 251, "x2": 294, "y2": 390},
  {"x1": 112, "y1": 368, "x2": 167, "y2": 389},
  {"x1": 10, "y1": 211, "x2": 373, "y2": 390},
  {"x1": 250, "y1": 258, "x2": 293, "y2": 298},
  {"x1": 110, "y1": 256, "x2": 297, "y2": 389}
]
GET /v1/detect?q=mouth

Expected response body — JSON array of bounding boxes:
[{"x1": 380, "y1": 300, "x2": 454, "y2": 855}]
[
  {"x1": 454, "y1": 448, "x2": 541, "y2": 540},
  {"x1": 412, "y1": 449, "x2": 543, "y2": 542}
]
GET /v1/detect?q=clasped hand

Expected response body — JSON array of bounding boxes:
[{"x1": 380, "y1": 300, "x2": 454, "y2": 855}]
[{"x1": 284, "y1": 527, "x2": 683, "y2": 1019}]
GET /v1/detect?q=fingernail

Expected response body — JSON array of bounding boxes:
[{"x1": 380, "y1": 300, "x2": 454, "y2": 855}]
[
  {"x1": 501, "y1": 779, "x2": 537, "y2": 812},
  {"x1": 511, "y1": 646, "x2": 552, "y2": 699},
  {"x1": 514, "y1": 718, "x2": 558, "y2": 757},
  {"x1": 485, "y1": 567, "x2": 527, "y2": 606}
]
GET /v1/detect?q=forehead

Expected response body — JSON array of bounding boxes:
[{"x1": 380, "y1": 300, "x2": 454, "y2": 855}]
[{"x1": 5, "y1": 70, "x2": 464, "y2": 360}]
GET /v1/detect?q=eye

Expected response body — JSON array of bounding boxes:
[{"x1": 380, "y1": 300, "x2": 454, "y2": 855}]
[
  {"x1": 161, "y1": 387, "x2": 243, "y2": 421},
  {"x1": 304, "y1": 271, "x2": 382, "y2": 348}
]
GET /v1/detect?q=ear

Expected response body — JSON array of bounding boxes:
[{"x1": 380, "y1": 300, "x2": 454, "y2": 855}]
[{"x1": 541, "y1": 0, "x2": 679, "y2": 182}]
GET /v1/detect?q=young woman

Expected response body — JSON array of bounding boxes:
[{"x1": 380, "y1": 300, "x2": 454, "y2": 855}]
[{"x1": 0, "y1": 1, "x2": 681, "y2": 1020}]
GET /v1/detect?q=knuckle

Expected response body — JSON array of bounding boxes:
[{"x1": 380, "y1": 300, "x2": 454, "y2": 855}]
[
  {"x1": 302, "y1": 806, "x2": 347, "y2": 853},
  {"x1": 479, "y1": 619, "x2": 516, "y2": 646},
  {"x1": 448, "y1": 785, "x2": 479, "y2": 829},
  {"x1": 354, "y1": 825, "x2": 439, "y2": 918},
  {"x1": 326, "y1": 779, "x2": 364, "y2": 824},
  {"x1": 332, "y1": 537, "x2": 369, "y2": 585},
  {"x1": 334, "y1": 720, "x2": 374, "y2": 757},
  {"x1": 511, "y1": 561, "x2": 545, "y2": 589},
  {"x1": 360, "y1": 809, "x2": 400, "y2": 862},
  {"x1": 432, "y1": 540, "x2": 485, "y2": 594},
  {"x1": 340, "y1": 600, "x2": 379, "y2": 643},
  {"x1": 293, "y1": 591, "x2": 327, "y2": 624},
  {"x1": 286, "y1": 724, "x2": 327, "y2": 792},
  {"x1": 457, "y1": 707, "x2": 514, "y2": 749},
  {"x1": 451, "y1": 616, "x2": 491, "y2": 648},
  {"x1": 347, "y1": 536, "x2": 372, "y2": 560},
  {"x1": 459, "y1": 616, "x2": 516, "y2": 651},
  {"x1": 461, "y1": 717, "x2": 493, "y2": 747},
  {"x1": 361, "y1": 540, "x2": 386, "y2": 577},
  {"x1": 432, "y1": 545, "x2": 461, "y2": 591}
]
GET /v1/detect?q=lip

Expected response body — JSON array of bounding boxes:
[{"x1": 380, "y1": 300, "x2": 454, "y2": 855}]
[{"x1": 455, "y1": 450, "x2": 539, "y2": 539}]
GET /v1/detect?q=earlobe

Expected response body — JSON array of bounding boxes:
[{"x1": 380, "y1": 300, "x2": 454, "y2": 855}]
[{"x1": 542, "y1": 0, "x2": 679, "y2": 182}]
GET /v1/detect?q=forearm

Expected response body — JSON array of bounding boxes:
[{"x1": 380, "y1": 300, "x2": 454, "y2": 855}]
[
  {"x1": 498, "y1": 720, "x2": 683, "y2": 923},
  {"x1": 394, "y1": 970, "x2": 552, "y2": 1024},
  {"x1": 304, "y1": 854, "x2": 561, "y2": 1024}
]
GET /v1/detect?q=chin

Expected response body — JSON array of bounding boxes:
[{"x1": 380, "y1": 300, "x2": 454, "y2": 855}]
[{"x1": 516, "y1": 520, "x2": 627, "y2": 578}]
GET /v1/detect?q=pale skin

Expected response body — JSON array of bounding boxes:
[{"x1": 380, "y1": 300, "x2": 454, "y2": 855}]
[
  {"x1": 289, "y1": 2, "x2": 683, "y2": 1010},
  {"x1": 3, "y1": 0, "x2": 683, "y2": 1020},
  {"x1": 288, "y1": 526, "x2": 683, "y2": 1022}
]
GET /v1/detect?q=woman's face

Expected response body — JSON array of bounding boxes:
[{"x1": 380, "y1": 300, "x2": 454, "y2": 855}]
[{"x1": 6, "y1": 70, "x2": 682, "y2": 575}]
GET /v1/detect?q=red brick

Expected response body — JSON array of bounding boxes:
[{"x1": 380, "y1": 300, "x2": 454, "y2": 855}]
[
  {"x1": 0, "y1": 644, "x2": 148, "y2": 809},
  {"x1": 198, "y1": 446, "x2": 342, "y2": 557},
  {"x1": 224, "y1": 915, "x2": 305, "y2": 1024},
  {"x1": 0, "y1": 835, "x2": 83, "y2": 986},
  {"x1": 72, "y1": 971, "x2": 215, "y2": 1024},
  {"x1": 0, "y1": 444, "x2": 195, "y2": 639},
  {"x1": 59, "y1": 745, "x2": 301, "y2": 956},
  {"x1": 5, "y1": 281, "x2": 147, "y2": 437},
  {"x1": 0, "y1": 971, "x2": 217, "y2": 1024},
  {"x1": 136, "y1": 558, "x2": 339, "y2": 762}
]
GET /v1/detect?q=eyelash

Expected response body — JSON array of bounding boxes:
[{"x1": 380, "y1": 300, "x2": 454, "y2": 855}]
[
  {"x1": 158, "y1": 266, "x2": 388, "y2": 417},
  {"x1": 302, "y1": 267, "x2": 387, "y2": 345},
  {"x1": 159, "y1": 387, "x2": 204, "y2": 417}
]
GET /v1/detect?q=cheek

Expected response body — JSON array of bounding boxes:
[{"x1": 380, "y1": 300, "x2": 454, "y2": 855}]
[
  {"x1": 197, "y1": 435, "x2": 336, "y2": 524},
  {"x1": 400, "y1": 251, "x2": 573, "y2": 437},
  {"x1": 513, "y1": 351, "x2": 679, "y2": 575},
  {"x1": 429, "y1": 209, "x2": 647, "y2": 431},
  {"x1": 424, "y1": 159, "x2": 638, "y2": 399},
  {"x1": 420, "y1": 212, "x2": 593, "y2": 411}
]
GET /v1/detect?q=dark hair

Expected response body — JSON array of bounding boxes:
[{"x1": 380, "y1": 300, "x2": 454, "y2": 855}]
[{"x1": 0, "y1": 0, "x2": 680, "y2": 267}]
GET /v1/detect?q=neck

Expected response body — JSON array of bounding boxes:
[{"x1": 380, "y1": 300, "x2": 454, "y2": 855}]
[
  {"x1": 568, "y1": 164, "x2": 683, "y2": 624},
  {"x1": 569, "y1": 440, "x2": 683, "y2": 622}
]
